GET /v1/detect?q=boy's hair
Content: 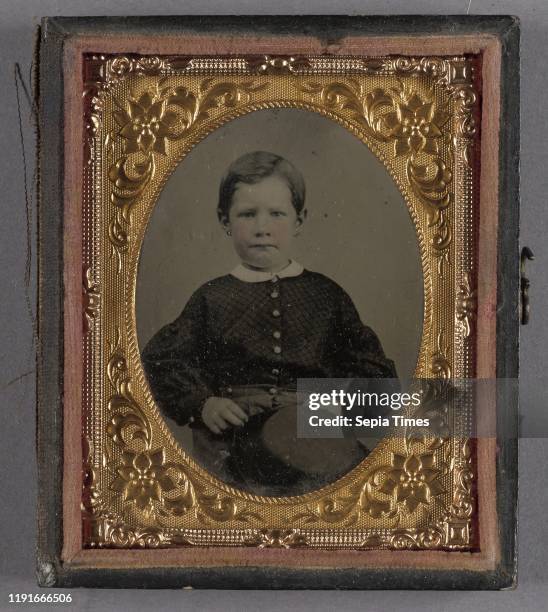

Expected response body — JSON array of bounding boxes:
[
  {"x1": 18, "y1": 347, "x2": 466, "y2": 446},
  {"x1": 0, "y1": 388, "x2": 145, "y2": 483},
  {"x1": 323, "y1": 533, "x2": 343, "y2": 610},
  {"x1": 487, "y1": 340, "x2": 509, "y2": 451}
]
[{"x1": 217, "y1": 151, "x2": 306, "y2": 220}]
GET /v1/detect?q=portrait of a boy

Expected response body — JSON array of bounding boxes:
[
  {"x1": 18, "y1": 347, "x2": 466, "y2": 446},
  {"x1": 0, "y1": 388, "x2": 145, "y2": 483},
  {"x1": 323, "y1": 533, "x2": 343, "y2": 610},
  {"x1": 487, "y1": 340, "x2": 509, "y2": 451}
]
[{"x1": 142, "y1": 150, "x2": 397, "y2": 495}]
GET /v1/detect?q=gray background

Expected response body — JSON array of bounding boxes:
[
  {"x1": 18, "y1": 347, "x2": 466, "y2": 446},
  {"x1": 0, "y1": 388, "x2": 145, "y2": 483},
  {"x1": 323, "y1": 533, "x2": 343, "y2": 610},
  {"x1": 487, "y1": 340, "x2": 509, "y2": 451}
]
[{"x1": 1, "y1": 2, "x2": 546, "y2": 611}]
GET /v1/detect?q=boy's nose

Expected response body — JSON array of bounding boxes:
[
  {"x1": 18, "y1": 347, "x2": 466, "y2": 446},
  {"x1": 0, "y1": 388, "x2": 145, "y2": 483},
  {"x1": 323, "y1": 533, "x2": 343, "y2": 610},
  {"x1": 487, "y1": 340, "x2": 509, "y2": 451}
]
[{"x1": 254, "y1": 216, "x2": 271, "y2": 234}]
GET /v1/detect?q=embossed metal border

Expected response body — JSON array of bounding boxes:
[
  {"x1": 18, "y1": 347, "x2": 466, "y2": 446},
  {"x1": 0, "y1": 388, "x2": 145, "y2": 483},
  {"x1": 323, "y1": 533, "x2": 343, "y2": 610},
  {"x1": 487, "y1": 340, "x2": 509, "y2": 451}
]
[{"x1": 81, "y1": 53, "x2": 477, "y2": 550}]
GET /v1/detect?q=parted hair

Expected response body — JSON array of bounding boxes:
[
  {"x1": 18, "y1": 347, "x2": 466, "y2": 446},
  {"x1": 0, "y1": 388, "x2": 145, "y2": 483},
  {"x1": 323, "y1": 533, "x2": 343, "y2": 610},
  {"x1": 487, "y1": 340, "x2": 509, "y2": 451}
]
[{"x1": 217, "y1": 151, "x2": 306, "y2": 220}]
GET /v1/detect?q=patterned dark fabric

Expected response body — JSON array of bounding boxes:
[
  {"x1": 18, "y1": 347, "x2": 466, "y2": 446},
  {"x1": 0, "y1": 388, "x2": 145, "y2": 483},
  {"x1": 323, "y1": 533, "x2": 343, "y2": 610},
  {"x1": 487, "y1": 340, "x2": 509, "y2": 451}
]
[{"x1": 142, "y1": 270, "x2": 397, "y2": 426}]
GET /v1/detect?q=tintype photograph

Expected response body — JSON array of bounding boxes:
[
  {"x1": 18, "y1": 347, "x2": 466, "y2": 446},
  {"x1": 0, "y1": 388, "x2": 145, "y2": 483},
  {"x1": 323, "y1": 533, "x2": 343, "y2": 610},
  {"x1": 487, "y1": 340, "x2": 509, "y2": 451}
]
[{"x1": 136, "y1": 108, "x2": 423, "y2": 495}]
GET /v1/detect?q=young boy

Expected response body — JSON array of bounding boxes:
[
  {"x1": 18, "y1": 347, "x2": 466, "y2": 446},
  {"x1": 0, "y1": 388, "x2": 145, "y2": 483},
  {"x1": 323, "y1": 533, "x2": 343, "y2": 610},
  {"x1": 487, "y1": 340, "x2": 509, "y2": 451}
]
[{"x1": 142, "y1": 151, "x2": 396, "y2": 495}]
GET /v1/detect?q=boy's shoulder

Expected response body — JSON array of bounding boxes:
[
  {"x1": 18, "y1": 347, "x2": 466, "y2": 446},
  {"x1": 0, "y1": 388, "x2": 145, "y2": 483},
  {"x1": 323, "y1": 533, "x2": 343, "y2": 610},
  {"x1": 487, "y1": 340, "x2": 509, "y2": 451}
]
[
  {"x1": 191, "y1": 274, "x2": 235, "y2": 296},
  {"x1": 301, "y1": 270, "x2": 349, "y2": 294}
]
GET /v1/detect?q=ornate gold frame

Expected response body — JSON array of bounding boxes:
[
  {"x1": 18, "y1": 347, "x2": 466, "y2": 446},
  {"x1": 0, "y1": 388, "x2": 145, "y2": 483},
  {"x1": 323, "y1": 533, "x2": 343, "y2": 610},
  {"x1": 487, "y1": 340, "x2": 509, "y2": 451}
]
[{"x1": 81, "y1": 53, "x2": 478, "y2": 551}]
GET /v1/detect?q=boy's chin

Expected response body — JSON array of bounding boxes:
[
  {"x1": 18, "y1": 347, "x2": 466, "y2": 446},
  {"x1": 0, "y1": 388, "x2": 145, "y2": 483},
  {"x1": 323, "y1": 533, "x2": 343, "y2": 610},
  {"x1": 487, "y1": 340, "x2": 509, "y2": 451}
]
[{"x1": 243, "y1": 256, "x2": 286, "y2": 271}]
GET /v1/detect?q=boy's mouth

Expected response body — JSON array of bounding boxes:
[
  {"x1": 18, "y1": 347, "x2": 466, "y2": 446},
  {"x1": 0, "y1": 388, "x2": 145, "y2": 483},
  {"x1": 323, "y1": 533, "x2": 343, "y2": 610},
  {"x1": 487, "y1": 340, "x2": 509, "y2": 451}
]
[{"x1": 250, "y1": 244, "x2": 277, "y2": 249}]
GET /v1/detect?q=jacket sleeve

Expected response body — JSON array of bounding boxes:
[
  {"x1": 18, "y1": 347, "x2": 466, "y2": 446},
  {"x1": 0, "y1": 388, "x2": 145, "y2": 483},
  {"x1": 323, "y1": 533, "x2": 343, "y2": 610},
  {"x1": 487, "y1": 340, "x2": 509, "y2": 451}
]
[
  {"x1": 141, "y1": 290, "x2": 214, "y2": 426},
  {"x1": 333, "y1": 288, "x2": 398, "y2": 380}
]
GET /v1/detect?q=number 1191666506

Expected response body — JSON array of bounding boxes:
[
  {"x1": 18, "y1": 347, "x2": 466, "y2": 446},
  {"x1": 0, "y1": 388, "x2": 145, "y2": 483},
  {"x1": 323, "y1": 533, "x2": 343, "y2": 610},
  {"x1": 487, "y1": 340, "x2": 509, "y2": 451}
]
[{"x1": 8, "y1": 593, "x2": 73, "y2": 604}]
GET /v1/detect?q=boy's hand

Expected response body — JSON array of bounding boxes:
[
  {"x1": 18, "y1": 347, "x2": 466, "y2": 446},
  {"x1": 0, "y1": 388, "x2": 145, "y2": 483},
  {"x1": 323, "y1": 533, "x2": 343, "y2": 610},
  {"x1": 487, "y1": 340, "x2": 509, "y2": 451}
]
[{"x1": 202, "y1": 397, "x2": 248, "y2": 434}]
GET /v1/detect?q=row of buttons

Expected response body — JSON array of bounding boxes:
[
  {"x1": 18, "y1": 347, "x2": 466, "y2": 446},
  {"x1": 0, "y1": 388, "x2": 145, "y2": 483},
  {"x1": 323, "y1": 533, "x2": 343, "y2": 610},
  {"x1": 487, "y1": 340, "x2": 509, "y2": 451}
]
[
  {"x1": 271, "y1": 276, "x2": 281, "y2": 398},
  {"x1": 271, "y1": 276, "x2": 281, "y2": 356}
]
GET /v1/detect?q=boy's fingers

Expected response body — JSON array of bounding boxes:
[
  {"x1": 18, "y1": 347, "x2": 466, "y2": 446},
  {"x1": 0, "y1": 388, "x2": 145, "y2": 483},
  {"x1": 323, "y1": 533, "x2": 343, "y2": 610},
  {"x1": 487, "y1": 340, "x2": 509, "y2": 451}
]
[
  {"x1": 226, "y1": 402, "x2": 248, "y2": 422},
  {"x1": 221, "y1": 409, "x2": 245, "y2": 427},
  {"x1": 202, "y1": 413, "x2": 222, "y2": 434},
  {"x1": 213, "y1": 415, "x2": 230, "y2": 430}
]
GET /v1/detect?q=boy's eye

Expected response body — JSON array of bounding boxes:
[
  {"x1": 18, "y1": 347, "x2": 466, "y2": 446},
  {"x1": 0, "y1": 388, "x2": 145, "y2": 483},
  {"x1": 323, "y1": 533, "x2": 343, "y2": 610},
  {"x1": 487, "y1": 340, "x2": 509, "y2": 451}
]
[
  {"x1": 271, "y1": 211, "x2": 286, "y2": 217},
  {"x1": 238, "y1": 211, "x2": 255, "y2": 218}
]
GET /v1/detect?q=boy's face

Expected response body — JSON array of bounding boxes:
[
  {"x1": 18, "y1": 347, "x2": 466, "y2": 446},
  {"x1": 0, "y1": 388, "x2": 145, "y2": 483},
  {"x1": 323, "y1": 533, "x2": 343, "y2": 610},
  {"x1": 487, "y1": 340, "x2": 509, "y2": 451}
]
[{"x1": 224, "y1": 175, "x2": 304, "y2": 272}]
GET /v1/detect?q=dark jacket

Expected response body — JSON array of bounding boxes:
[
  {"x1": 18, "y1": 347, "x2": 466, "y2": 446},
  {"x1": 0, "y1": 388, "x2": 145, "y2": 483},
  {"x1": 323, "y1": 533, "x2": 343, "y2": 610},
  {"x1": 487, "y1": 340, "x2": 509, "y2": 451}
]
[{"x1": 142, "y1": 269, "x2": 397, "y2": 425}]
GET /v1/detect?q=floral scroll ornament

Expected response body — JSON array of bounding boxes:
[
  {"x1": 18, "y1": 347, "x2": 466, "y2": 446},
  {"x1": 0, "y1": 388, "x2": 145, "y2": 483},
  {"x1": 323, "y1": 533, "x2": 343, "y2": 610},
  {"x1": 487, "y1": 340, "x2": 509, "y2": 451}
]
[
  {"x1": 379, "y1": 452, "x2": 444, "y2": 514},
  {"x1": 298, "y1": 80, "x2": 452, "y2": 269},
  {"x1": 106, "y1": 55, "x2": 190, "y2": 80},
  {"x1": 382, "y1": 56, "x2": 478, "y2": 167},
  {"x1": 383, "y1": 92, "x2": 449, "y2": 158},
  {"x1": 432, "y1": 329, "x2": 452, "y2": 379},
  {"x1": 456, "y1": 272, "x2": 477, "y2": 337},
  {"x1": 82, "y1": 266, "x2": 100, "y2": 333},
  {"x1": 243, "y1": 529, "x2": 308, "y2": 548},
  {"x1": 247, "y1": 54, "x2": 310, "y2": 74},
  {"x1": 292, "y1": 449, "x2": 445, "y2": 531},
  {"x1": 104, "y1": 333, "x2": 197, "y2": 518},
  {"x1": 111, "y1": 449, "x2": 179, "y2": 511},
  {"x1": 107, "y1": 78, "x2": 268, "y2": 268},
  {"x1": 114, "y1": 91, "x2": 180, "y2": 155}
]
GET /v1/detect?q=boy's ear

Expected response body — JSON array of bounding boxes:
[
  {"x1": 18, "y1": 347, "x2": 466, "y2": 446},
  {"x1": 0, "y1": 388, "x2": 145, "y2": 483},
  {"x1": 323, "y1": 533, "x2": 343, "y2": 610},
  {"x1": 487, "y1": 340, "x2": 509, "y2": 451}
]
[
  {"x1": 294, "y1": 208, "x2": 307, "y2": 234},
  {"x1": 218, "y1": 208, "x2": 229, "y2": 229}
]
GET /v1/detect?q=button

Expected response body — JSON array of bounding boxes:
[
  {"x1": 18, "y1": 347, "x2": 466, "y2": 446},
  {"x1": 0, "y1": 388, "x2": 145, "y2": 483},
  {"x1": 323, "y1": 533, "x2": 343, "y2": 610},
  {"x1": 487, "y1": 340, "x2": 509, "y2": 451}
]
[
  {"x1": 272, "y1": 309, "x2": 280, "y2": 317},
  {"x1": 273, "y1": 345, "x2": 282, "y2": 354},
  {"x1": 226, "y1": 387, "x2": 232, "y2": 394},
  {"x1": 271, "y1": 276, "x2": 279, "y2": 283},
  {"x1": 270, "y1": 290, "x2": 279, "y2": 298},
  {"x1": 273, "y1": 331, "x2": 281, "y2": 339},
  {"x1": 269, "y1": 387, "x2": 277, "y2": 395},
  {"x1": 272, "y1": 368, "x2": 280, "y2": 375}
]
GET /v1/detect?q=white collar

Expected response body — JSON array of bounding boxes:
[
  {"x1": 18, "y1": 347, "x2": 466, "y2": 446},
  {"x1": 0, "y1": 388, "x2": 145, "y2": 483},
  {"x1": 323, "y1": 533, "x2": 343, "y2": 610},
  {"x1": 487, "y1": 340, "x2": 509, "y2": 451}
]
[{"x1": 230, "y1": 260, "x2": 304, "y2": 283}]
